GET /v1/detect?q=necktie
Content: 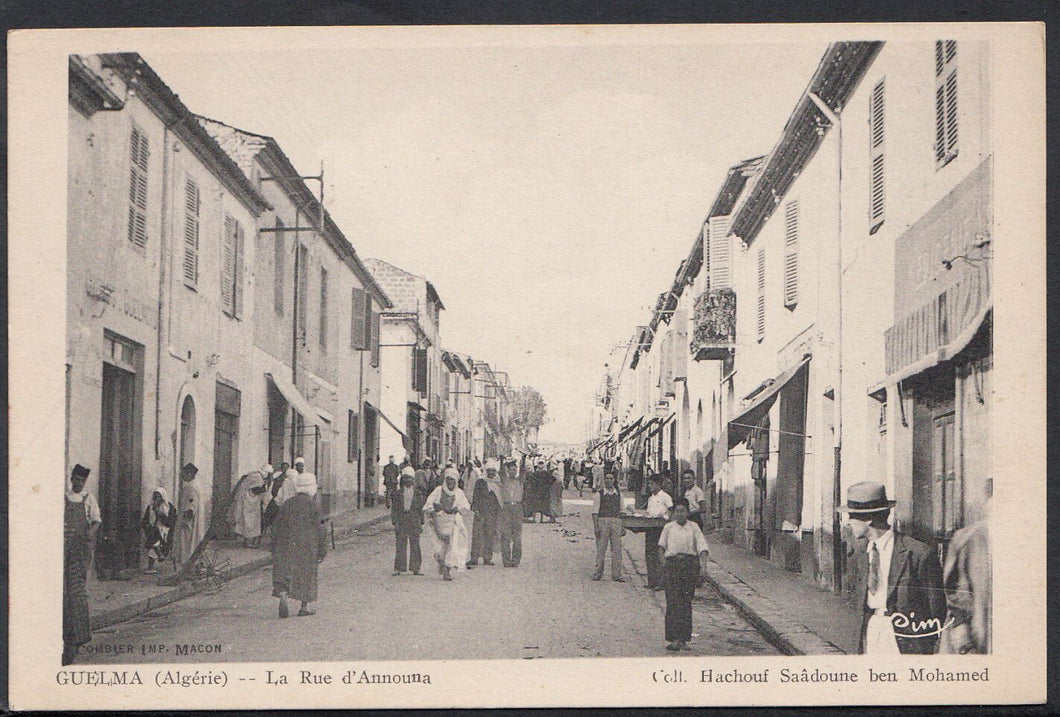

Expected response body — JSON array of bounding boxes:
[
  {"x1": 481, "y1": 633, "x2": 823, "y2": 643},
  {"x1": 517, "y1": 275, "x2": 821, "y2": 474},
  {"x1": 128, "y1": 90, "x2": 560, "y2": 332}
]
[{"x1": 868, "y1": 542, "x2": 880, "y2": 596}]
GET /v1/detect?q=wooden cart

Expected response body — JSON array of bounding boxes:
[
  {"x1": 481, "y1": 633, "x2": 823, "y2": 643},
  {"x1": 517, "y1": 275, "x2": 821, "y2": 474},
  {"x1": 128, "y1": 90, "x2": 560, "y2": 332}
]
[{"x1": 620, "y1": 514, "x2": 667, "y2": 534}]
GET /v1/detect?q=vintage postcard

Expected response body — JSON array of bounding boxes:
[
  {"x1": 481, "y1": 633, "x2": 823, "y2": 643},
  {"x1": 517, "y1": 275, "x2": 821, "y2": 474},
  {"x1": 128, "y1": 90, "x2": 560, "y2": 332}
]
[{"x1": 7, "y1": 22, "x2": 1046, "y2": 709}]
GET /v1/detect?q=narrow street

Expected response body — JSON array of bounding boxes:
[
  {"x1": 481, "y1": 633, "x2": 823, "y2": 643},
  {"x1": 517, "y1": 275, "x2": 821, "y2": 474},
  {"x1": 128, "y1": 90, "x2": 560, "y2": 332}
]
[{"x1": 82, "y1": 498, "x2": 776, "y2": 663}]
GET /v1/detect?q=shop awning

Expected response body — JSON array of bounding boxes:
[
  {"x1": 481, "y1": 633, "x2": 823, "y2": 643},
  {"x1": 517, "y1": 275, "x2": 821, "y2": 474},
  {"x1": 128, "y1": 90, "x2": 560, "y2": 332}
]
[
  {"x1": 727, "y1": 357, "x2": 811, "y2": 449},
  {"x1": 408, "y1": 401, "x2": 427, "y2": 413},
  {"x1": 265, "y1": 372, "x2": 325, "y2": 426},
  {"x1": 617, "y1": 417, "x2": 644, "y2": 442},
  {"x1": 650, "y1": 413, "x2": 675, "y2": 436},
  {"x1": 869, "y1": 304, "x2": 992, "y2": 396},
  {"x1": 365, "y1": 401, "x2": 407, "y2": 441}
]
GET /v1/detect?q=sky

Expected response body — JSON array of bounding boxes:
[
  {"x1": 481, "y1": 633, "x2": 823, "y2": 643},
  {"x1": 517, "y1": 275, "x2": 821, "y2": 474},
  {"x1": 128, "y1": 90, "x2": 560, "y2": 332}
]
[{"x1": 144, "y1": 36, "x2": 827, "y2": 444}]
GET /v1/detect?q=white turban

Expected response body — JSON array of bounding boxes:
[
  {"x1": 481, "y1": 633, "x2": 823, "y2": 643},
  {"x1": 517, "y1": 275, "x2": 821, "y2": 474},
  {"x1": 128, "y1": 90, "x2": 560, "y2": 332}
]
[
  {"x1": 484, "y1": 459, "x2": 500, "y2": 472},
  {"x1": 294, "y1": 472, "x2": 318, "y2": 497},
  {"x1": 401, "y1": 466, "x2": 415, "y2": 477},
  {"x1": 293, "y1": 456, "x2": 306, "y2": 467},
  {"x1": 261, "y1": 463, "x2": 274, "y2": 476},
  {"x1": 443, "y1": 467, "x2": 459, "y2": 480}
]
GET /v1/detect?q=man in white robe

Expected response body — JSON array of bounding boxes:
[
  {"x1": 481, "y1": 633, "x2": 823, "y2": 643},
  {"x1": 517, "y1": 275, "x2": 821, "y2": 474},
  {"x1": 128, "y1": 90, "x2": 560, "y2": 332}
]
[{"x1": 422, "y1": 469, "x2": 472, "y2": 581}]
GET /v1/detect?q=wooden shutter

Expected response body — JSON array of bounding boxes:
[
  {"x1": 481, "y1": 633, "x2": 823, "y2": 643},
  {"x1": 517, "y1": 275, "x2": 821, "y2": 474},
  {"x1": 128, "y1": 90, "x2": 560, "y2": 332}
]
[
  {"x1": 350, "y1": 288, "x2": 367, "y2": 349},
  {"x1": 347, "y1": 409, "x2": 359, "y2": 463},
  {"x1": 783, "y1": 200, "x2": 799, "y2": 308},
  {"x1": 708, "y1": 215, "x2": 732, "y2": 290},
  {"x1": 182, "y1": 179, "x2": 199, "y2": 287},
  {"x1": 363, "y1": 292, "x2": 373, "y2": 353},
  {"x1": 221, "y1": 215, "x2": 236, "y2": 315},
  {"x1": 756, "y1": 247, "x2": 766, "y2": 341},
  {"x1": 370, "y1": 310, "x2": 381, "y2": 367},
  {"x1": 319, "y1": 267, "x2": 328, "y2": 347},
  {"x1": 234, "y1": 220, "x2": 245, "y2": 318},
  {"x1": 273, "y1": 218, "x2": 285, "y2": 315},
  {"x1": 869, "y1": 80, "x2": 885, "y2": 232},
  {"x1": 127, "y1": 127, "x2": 149, "y2": 248},
  {"x1": 296, "y1": 245, "x2": 308, "y2": 343},
  {"x1": 414, "y1": 347, "x2": 428, "y2": 395},
  {"x1": 935, "y1": 40, "x2": 958, "y2": 165}
]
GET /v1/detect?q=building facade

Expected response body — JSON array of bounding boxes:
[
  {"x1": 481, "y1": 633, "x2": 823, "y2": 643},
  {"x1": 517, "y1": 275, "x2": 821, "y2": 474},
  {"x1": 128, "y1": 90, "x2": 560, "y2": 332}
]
[{"x1": 68, "y1": 53, "x2": 270, "y2": 574}]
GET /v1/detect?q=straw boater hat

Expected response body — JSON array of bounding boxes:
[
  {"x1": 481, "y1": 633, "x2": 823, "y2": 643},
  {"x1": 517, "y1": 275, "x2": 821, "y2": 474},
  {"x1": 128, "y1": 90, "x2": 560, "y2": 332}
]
[{"x1": 836, "y1": 481, "x2": 897, "y2": 514}]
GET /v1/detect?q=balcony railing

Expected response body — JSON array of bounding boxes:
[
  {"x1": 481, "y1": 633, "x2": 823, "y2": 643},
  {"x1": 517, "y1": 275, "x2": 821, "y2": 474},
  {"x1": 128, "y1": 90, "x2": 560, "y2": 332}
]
[{"x1": 691, "y1": 288, "x2": 736, "y2": 361}]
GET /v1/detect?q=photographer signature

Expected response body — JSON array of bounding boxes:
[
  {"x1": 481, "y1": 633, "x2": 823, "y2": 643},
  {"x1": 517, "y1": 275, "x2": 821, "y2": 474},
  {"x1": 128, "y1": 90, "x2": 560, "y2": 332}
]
[{"x1": 890, "y1": 611, "x2": 956, "y2": 638}]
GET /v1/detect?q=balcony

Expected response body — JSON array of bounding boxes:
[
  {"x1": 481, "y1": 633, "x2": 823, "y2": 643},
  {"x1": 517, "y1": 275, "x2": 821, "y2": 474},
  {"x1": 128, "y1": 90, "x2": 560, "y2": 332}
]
[{"x1": 691, "y1": 288, "x2": 736, "y2": 361}]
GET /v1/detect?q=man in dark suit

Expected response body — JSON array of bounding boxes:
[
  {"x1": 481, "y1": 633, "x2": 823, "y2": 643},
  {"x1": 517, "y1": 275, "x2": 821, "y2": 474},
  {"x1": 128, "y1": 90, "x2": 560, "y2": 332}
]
[
  {"x1": 840, "y1": 481, "x2": 945, "y2": 655},
  {"x1": 391, "y1": 468, "x2": 426, "y2": 576}
]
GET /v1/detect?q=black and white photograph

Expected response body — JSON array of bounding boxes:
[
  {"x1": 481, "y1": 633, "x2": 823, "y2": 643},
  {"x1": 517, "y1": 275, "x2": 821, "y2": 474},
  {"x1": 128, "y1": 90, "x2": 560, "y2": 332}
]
[{"x1": 7, "y1": 22, "x2": 1046, "y2": 710}]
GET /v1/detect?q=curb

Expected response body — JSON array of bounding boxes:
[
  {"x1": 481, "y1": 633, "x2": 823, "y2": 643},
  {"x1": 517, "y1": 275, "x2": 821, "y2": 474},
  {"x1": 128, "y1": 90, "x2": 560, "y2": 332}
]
[
  {"x1": 90, "y1": 512, "x2": 391, "y2": 631},
  {"x1": 701, "y1": 558, "x2": 847, "y2": 656}
]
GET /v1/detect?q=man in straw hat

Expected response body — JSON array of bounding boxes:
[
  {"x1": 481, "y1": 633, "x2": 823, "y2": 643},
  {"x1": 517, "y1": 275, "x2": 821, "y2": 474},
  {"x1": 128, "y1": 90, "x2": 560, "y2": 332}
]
[{"x1": 839, "y1": 481, "x2": 945, "y2": 654}]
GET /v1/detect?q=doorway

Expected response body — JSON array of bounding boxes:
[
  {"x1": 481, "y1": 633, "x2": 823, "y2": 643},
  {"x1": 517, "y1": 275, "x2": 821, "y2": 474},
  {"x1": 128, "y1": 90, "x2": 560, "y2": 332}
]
[
  {"x1": 212, "y1": 382, "x2": 241, "y2": 538},
  {"x1": 97, "y1": 335, "x2": 143, "y2": 577}
]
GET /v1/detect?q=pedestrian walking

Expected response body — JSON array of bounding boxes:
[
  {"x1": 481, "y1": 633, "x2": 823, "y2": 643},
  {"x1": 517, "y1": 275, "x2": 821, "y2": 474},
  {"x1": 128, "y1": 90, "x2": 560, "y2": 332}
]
[
  {"x1": 271, "y1": 472, "x2": 327, "y2": 618},
  {"x1": 231, "y1": 471, "x2": 266, "y2": 548},
  {"x1": 523, "y1": 460, "x2": 551, "y2": 523},
  {"x1": 591, "y1": 471, "x2": 624, "y2": 582},
  {"x1": 383, "y1": 455, "x2": 400, "y2": 509},
  {"x1": 840, "y1": 481, "x2": 945, "y2": 655},
  {"x1": 140, "y1": 487, "x2": 175, "y2": 573},
  {"x1": 548, "y1": 461, "x2": 563, "y2": 523},
  {"x1": 591, "y1": 461, "x2": 605, "y2": 492},
  {"x1": 469, "y1": 461, "x2": 502, "y2": 566},
  {"x1": 423, "y1": 469, "x2": 472, "y2": 581},
  {"x1": 658, "y1": 498, "x2": 709, "y2": 651},
  {"x1": 939, "y1": 479, "x2": 992, "y2": 654},
  {"x1": 391, "y1": 470, "x2": 426, "y2": 576},
  {"x1": 261, "y1": 462, "x2": 288, "y2": 544},
  {"x1": 499, "y1": 457, "x2": 524, "y2": 567},
  {"x1": 680, "y1": 470, "x2": 707, "y2": 530},
  {"x1": 644, "y1": 474, "x2": 673, "y2": 591},
  {"x1": 63, "y1": 464, "x2": 96, "y2": 665},
  {"x1": 173, "y1": 463, "x2": 202, "y2": 567}
]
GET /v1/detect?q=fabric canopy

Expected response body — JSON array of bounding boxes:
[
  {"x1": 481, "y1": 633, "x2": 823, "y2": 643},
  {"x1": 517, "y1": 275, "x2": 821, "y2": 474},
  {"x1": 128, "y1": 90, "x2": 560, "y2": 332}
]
[
  {"x1": 617, "y1": 417, "x2": 644, "y2": 442},
  {"x1": 727, "y1": 357, "x2": 811, "y2": 449},
  {"x1": 265, "y1": 372, "x2": 324, "y2": 427},
  {"x1": 365, "y1": 401, "x2": 407, "y2": 440}
]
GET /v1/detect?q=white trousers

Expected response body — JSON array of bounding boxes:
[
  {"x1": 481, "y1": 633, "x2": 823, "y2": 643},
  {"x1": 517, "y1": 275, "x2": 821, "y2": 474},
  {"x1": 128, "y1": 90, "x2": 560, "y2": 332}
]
[{"x1": 865, "y1": 611, "x2": 900, "y2": 654}]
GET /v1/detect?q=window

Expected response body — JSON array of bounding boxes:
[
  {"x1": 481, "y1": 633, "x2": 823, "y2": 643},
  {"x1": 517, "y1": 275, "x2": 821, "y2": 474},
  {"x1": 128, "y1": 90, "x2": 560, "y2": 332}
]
[
  {"x1": 412, "y1": 347, "x2": 428, "y2": 395},
  {"x1": 935, "y1": 40, "x2": 958, "y2": 167},
  {"x1": 273, "y1": 218, "x2": 285, "y2": 315},
  {"x1": 869, "y1": 79, "x2": 886, "y2": 232},
  {"x1": 783, "y1": 200, "x2": 799, "y2": 308},
  {"x1": 182, "y1": 179, "x2": 199, "y2": 288},
  {"x1": 347, "y1": 409, "x2": 359, "y2": 463},
  {"x1": 363, "y1": 292, "x2": 374, "y2": 354},
  {"x1": 708, "y1": 215, "x2": 732, "y2": 291},
  {"x1": 350, "y1": 287, "x2": 367, "y2": 349},
  {"x1": 370, "y1": 310, "x2": 381, "y2": 367},
  {"x1": 319, "y1": 267, "x2": 329, "y2": 348},
  {"x1": 756, "y1": 247, "x2": 766, "y2": 341},
  {"x1": 221, "y1": 215, "x2": 244, "y2": 318},
  {"x1": 296, "y1": 245, "x2": 308, "y2": 343},
  {"x1": 127, "y1": 126, "x2": 149, "y2": 249}
]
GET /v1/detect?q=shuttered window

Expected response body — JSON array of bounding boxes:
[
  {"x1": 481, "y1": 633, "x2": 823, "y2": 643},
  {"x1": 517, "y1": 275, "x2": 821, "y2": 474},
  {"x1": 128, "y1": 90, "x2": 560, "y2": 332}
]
[
  {"x1": 869, "y1": 79, "x2": 886, "y2": 233},
  {"x1": 756, "y1": 247, "x2": 766, "y2": 342},
  {"x1": 363, "y1": 292, "x2": 373, "y2": 355},
  {"x1": 221, "y1": 215, "x2": 244, "y2": 318},
  {"x1": 350, "y1": 287, "x2": 367, "y2": 349},
  {"x1": 783, "y1": 200, "x2": 799, "y2": 309},
  {"x1": 127, "y1": 126, "x2": 149, "y2": 249},
  {"x1": 296, "y1": 245, "x2": 308, "y2": 343},
  {"x1": 347, "y1": 409, "x2": 359, "y2": 463},
  {"x1": 319, "y1": 267, "x2": 329, "y2": 349},
  {"x1": 370, "y1": 310, "x2": 381, "y2": 367},
  {"x1": 273, "y1": 218, "x2": 285, "y2": 315},
  {"x1": 935, "y1": 40, "x2": 958, "y2": 167},
  {"x1": 182, "y1": 179, "x2": 199, "y2": 288},
  {"x1": 413, "y1": 347, "x2": 428, "y2": 394},
  {"x1": 708, "y1": 215, "x2": 732, "y2": 290}
]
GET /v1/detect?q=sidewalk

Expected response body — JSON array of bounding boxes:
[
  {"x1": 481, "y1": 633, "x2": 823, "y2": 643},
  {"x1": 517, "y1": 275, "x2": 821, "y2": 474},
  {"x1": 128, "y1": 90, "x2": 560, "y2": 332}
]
[
  {"x1": 88, "y1": 504, "x2": 391, "y2": 631},
  {"x1": 702, "y1": 541, "x2": 861, "y2": 655}
]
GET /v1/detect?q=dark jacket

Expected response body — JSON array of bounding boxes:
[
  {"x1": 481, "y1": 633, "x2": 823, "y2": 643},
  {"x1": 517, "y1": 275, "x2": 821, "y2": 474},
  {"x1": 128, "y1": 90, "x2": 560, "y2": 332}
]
[
  {"x1": 854, "y1": 532, "x2": 946, "y2": 655},
  {"x1": 391, "y1": 486, "x2": 426, "y2": 532},
  {"x1": 271, "y1": 493, "x2": 327, "y2": 603}
]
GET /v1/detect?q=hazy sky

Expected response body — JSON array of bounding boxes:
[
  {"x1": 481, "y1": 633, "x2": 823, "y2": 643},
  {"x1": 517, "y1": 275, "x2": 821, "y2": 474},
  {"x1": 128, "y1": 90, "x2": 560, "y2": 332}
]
[{"x1": 144, "y1": 37, "x2": 826, "y2": 443}]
